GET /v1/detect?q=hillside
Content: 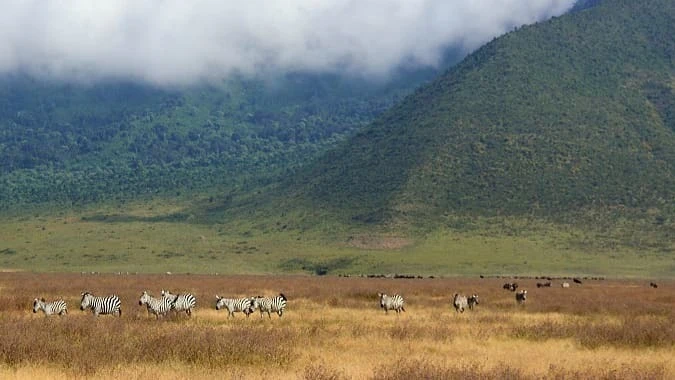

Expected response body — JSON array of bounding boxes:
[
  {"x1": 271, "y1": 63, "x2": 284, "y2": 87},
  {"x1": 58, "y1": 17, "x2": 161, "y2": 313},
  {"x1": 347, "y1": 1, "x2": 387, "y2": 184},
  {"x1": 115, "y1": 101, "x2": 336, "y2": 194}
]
[
  {"x1": 0, "y1": 68, "x2": 447, "y2": 208},
  {"x1": 291, "y1": 0, "x2": 675, "y2": 229}
]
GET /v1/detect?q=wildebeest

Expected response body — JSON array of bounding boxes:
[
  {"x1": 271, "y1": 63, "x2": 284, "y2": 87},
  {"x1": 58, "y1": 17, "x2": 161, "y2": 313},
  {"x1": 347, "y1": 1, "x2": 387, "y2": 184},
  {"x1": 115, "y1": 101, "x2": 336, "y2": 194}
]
[
  {"x1": 650, "y1": 282, "x2": 658, "y2": 289},
  {"x1": 453, "y1": 293, "x2": 469, "y2": 313},
  {"x1": 536, "y1": 282, "x2": 552, "y2": 288},
  {"x1": 561, "y1": 282, "x2": 570, "y2": 288},
  {"x1": 467, "y1": 294, "x2": 479, "y2": 310},
  {"x1": 573, "y1": 278, "x2": 583, "y2": 284},
  {"x1": 515, "y1": 290, "x2": 527, "y2": 304},
  {"x1": 503, "y1": 282, "x2": 518, "y2": 292}
]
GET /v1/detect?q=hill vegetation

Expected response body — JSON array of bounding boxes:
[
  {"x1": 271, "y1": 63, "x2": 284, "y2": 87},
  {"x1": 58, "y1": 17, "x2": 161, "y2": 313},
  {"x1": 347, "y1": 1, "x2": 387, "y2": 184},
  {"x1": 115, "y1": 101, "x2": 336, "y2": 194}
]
[
  {"x1": 1, "y1": 0, "x2": 673, "y2": 277},
  {"x1": 293, "y1": 0, "x2": 675, "y2": 230},
  {"x1": 0, "y1": 67, "x2": 447, "y2": 208}
]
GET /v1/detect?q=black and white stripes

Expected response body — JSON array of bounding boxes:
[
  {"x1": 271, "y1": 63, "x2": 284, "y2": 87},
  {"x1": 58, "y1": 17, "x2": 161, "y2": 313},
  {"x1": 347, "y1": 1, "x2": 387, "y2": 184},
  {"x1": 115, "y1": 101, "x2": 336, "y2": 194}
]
[
  {"x1": 215, "y1": 296, "x2": 254, "y2": 318},
  {"x1": 33, "y1": 298, "x2": 68, "y2": 316},
  {"x1": 378, "y1": 293, "x2": 405, "y2": 314},
  {"x1": 251, "y1": 294, "x2": 287, "y2": 318},
  {"x1": 139, "y1": 291, "x2": 173, "y2": 319},
  {"x1": 80, "y1": 292, "x2": 122, "y2": 317},
  {"x1": 161, "y1": 289, "x2": 196, "y2": 317}
]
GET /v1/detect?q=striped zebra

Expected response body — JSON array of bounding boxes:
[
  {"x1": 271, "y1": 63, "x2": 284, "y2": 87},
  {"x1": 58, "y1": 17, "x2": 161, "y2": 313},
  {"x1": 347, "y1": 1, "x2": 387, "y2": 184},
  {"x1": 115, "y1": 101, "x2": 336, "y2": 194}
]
[
  {"x1": 251, "y1": 293, "x2": 287, "y2": 318},
  {"x1": 378, "y1": 293, "x2": 405, "y2": 314},
  {"x1": 161, "y1": 289, "x2": 196, "y2": 317},
  {"x1": 468, "y1": 294, "x2": 479, "y2": 310},
  {"x1": 453, "y1": 293, "x2": 468, "y2": 313},
  {"x1": 139, "y1": 291, "x2": 173, "y2": 319},
  {"x1": 80, "y1": 292, "x2": 122, "y2": 317},
  {"x1": 215, "y1": 295, "x2": 253, "y2": 318},
  {"x1": 516, "y1": 290, "x2": 527, "y2": 304},
  {"x1": 33, "y1": 298, "x2": 68, "y2": 316}
]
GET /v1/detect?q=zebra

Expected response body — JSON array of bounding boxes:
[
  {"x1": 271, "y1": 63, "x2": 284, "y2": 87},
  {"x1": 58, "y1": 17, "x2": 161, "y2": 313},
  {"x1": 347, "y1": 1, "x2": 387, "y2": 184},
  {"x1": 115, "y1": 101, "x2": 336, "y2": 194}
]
[
  {"x1": 80, "y1": 292, "x2": 122, "y2": 317},
  {"x1": 251, "y1": 293, "x2": 287, "y2": 318},
  {"x1": 139, "y1": 291, "x2": 173, "y2": 319},
  {"x1": 516, "y1": 290, "x2": 527, "y2": 304},
  {"x1": 561, "y1": 282, "x2": 570, "y2": 288},
  {"x1": 378, "y1": 293, "x2": 405, "y2": 314},
  {"x1": 33, "y1": 298, "x2": 68, "y2": 316},
  {"x1": 453, "y1": 293, "x2": 468, "y2": 313},
  {"x1": 161, "y1": 289, "x2": 196, "y2": 317},
  {"x1": 503, "y1": 282, "x2": 518, "y2": 292},
  {"x1": 468, "y1": 294, "x2": 479, "y2": 310},
  {"x1": 215, "y1": 295, "x2": 253, "y2": 318}
]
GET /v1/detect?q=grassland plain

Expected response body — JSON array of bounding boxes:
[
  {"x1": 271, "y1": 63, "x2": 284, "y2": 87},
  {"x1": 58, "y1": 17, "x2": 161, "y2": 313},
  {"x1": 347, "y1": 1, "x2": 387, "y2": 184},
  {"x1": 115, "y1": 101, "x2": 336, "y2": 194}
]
[
  {"x1": 0, "y1": 273, "x2": 672, "y2": 379},
  {"x1": 0, "y1": 200, "x2": 673, "y2": 277}
]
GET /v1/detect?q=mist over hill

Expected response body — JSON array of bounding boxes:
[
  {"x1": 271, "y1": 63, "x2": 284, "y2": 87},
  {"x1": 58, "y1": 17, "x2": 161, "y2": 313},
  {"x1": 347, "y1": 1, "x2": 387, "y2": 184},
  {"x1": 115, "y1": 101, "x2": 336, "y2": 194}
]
[
  {"x1": 0, "y1": 2, "x2": 579, "y2": 208},
  {"x1": 290, "y1": 0, "x2": 675, "y2": 227}
]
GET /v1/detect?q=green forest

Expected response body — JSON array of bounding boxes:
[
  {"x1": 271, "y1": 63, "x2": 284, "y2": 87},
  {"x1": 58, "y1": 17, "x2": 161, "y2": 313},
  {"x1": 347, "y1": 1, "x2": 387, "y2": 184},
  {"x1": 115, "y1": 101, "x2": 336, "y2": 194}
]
[{"x1": 0, "y1": 67, "x2": 446, "y2": 207}]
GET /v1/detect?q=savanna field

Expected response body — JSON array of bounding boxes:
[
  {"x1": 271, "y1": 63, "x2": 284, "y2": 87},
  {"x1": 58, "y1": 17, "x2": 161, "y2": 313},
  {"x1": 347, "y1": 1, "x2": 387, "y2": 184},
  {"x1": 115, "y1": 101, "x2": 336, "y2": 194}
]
[{"x1": 0, "y1": 273, "x2": 672, "y2": 379}]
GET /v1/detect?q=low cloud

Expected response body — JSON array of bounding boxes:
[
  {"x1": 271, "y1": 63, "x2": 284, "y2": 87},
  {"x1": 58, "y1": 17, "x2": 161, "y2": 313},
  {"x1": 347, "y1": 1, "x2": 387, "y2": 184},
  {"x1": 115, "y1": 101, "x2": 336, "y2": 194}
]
[{"x1": 0, "y1": 1, "x2": 576, "y2": 85}]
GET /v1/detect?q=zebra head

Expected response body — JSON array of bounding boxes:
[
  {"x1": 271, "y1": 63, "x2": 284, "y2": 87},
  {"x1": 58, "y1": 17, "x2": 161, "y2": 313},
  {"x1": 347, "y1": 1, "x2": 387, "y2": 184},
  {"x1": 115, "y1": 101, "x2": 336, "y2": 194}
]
[
  {"x1": 377, "y1": 293, "x2": 386, "y2": 308},
  {"x1": 161, "y1": 289, "x2": 177, "y2": 301},
  {"x1": 33, "y1": 298, "x2": 45, "y2": 313},
  {"x1": 215, "y1": 295, "x2": 225, "y2": 310},
  {"x1": 80, "y1": 292, "x2": 92, "y2": 310},
  {"x1": 139, "y1": 291, "x2": 151, "y2": 306},
  {"x1": 469, "y1": 294, "x2": 479, "y2": 305}
]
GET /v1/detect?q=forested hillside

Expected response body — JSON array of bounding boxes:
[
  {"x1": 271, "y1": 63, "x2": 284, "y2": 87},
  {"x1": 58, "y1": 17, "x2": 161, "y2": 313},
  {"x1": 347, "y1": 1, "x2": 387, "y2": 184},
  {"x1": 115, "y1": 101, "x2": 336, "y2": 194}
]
[
  {"x1": 0, "y1": 68, "x2": 443, "y2": 208},
  {"x1": 292, "y1": 0, "x2": 675, "y2": 227}
]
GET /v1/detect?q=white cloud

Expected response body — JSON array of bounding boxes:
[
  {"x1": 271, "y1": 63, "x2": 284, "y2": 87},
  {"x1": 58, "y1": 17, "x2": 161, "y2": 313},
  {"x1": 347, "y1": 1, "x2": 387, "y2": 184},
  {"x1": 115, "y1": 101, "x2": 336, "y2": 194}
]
[{"x1": 0, "y1": 0, "x2": 576, "y2": 85}]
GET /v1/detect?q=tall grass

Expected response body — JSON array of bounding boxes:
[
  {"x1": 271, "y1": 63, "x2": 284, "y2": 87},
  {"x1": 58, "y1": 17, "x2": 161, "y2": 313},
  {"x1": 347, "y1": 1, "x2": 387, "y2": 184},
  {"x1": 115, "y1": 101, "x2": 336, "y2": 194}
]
[{"x1": 0, "y1": 273, "x2": 672, "y2": 378}]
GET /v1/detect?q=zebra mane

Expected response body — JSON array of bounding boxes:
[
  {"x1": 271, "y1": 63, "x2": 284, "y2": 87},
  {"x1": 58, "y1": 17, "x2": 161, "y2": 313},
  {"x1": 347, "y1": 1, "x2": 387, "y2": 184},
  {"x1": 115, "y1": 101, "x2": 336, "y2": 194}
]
[{"x1": 279, "y1": 293, "x2": 287, "y2": 301}]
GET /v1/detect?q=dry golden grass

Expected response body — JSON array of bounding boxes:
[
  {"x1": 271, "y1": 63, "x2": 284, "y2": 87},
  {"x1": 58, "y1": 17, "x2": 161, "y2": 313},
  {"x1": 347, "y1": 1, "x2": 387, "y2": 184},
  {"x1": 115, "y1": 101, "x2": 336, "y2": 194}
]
[{"x1": 0, "y1": 273, "x2": 672, "y2": 379}]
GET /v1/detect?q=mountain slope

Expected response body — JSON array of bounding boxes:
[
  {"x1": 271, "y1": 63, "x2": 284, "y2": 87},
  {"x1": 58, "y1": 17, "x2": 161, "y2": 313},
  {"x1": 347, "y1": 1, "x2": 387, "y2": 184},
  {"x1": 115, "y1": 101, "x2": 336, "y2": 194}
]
[
  {"x1": 0, "y1": 68, "x2": 448, "y2": 207},
  {"x1": 295, "y1": 0, "x2": 675, "y2": 225}
]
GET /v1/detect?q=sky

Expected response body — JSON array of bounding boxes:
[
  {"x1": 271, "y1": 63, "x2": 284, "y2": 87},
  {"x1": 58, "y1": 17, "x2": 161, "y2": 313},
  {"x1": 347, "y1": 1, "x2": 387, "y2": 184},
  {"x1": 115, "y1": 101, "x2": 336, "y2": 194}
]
[{"x1": 0, "y1": 0, "x2": 577, "y2": 86}]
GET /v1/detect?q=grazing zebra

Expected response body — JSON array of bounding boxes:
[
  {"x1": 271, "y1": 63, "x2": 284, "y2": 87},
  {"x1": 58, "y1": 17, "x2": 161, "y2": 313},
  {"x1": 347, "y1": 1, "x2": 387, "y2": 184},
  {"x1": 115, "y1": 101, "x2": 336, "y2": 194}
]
[
  {"x1": 561, "y1": 282, "x2": 570, "y2": 288},
  {"x1": 378, "y1": 293, "x2": 405, "y2": 314},
  {"x1": 33, "y1": 298, "x2": 68, "y2": 316},
  {"x1": 139, "y1": 291, "x2": 173, "y2": 319},
  {"x1": 215, "y1": 295, "x2": 253, "y2": 318},
  {"x1": 503, "y1": 283, "x2": 518, "y2": 292},
  {"x1": 468, "y1": 294, "x2": 479, "y2": 310},
  {"x1": 515, "y1": 290, "x2": 527, "y2": 304},
  {"x1": 537, "y1": 282, "x2": 552, "y2": 288},
  {"x1": 80, "y1": 292, "x2": 122, "y2": 317},
  {"x1": 161, "y1": 289, "x2": 196, "y2": 317},
  {"x1": 251, "y1": 294, "x2": 287, "y2": 318},
  {"x1": 453, "y1": 293, "x2": 468, "y2": 313}
]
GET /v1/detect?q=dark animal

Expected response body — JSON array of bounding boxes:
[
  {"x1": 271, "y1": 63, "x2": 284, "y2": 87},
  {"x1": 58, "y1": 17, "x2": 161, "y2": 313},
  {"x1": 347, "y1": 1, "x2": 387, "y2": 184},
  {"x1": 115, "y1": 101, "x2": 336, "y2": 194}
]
[
  {"x1": 515, "y1": 290, "x2": 527, "y2": 304},
  {"x1": 573, "y1": 278, "x2": 583, "y2": 284},
  {"x1": 536, "y1": 282, "x2": 552, "y2": 288},
  {"x1": 503, "y1": 282, "x2": 519, "y2": 292},
  {"x1": 650, "y1": 282, "x2": 658, "y2": 289},
  {"x1": 467, "y1": 294, "x2": 479, "y2": 310}
]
